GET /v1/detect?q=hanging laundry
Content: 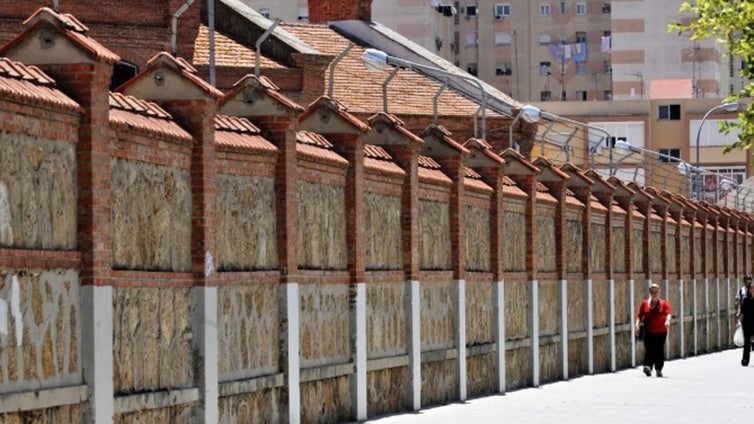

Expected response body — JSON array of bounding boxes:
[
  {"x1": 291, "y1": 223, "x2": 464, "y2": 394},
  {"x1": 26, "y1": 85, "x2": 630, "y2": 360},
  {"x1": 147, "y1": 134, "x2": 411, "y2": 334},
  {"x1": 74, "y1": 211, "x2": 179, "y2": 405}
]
[
  {"x1": 563, "y1": 44, "x2": 572, "y2": 59},
  {"x1": 572, "y1": 42, "x2": 587, "y2": 62},
  {"x1": 549, "y1": 43, "x2": 564, "y2": 62},
  {"x1": 601, "y1": 36, "x2": 611, "y2": 53}
]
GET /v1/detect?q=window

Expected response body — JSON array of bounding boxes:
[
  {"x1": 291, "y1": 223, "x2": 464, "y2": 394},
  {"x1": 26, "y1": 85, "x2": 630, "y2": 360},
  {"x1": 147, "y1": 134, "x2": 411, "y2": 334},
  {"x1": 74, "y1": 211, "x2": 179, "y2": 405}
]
[
  {"x1": 539, "y1": 3, "x2": 551, "y2": 15},
  {"x1": 540, "y1": 61, "x2": 551, "y2": 75},
  {"x1": 496, "y1": 61, "x2": 513, "y2": 75},
  {"x1": 541, "y1": 91, "x2": 552, "y2": 101},
  {"x1": 495, "y1": 32, "x2": 513, "y2": 45},
  {"x1": 603, "y1": 60, "x2": 612, "y2": 74},
  {"x1": 602, "y1": 2, "x2": 611, "y2": 13},
  {"x1": 467, "y1": 63, "x2": 478, "y2": 76},
  {"x1": 539, "y1": 33, "x2": 552, "y2": 44},
  {"x1": 259, "y1": 8, "x2": 271, "y2": 19},
  {"x1": 575, "y1": 32, "x2": 587, "y2": 43},
  {"x1": 658, "y1": 104, "x2": 681, "y2": 121},
  {"x1": 494, "y1": 3, "x2": 511, "y2": 18},
  {"x1": 576, "y1": 2, "x2": 586, "y2": 14},
  {"x1": 576, "y1": 61, "x2": 587, "y2": 74},
  {"x1": 576, "y1": 91, "x2": 587, "y2": 101},
  {"x1": 465, "y1": 4, "x2": 478, "y2": 16},
  {"x1": 466, "y1": 33, "x2": 478, "y2": 45},
  {"x1": 560, "y1": 2, "x2": 567, "y2": 14},
  {"x1": 604, "y1": 90, "x2": 613, "y2": 100},
  {"x1": 561, "y1": 91, "x2": 567, "y2": 101},
  {"x1": 297, "y1": 7, "x2": 309, "y2": 21},
  {"x1": 658, "y1": 148, "x2": 681, "y2": 163}
]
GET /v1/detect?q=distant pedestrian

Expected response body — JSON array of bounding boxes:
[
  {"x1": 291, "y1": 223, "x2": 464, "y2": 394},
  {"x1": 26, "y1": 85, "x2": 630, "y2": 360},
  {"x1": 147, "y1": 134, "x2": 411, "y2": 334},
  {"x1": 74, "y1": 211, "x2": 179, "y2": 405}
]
[
  {"x1": 736, "y1": 276, "x2": 753, "y2": 318},
  {"x1": 740, "y1": 284, "x2": 754, "y2": 366},
  {"x1": 635, "y1": 283, "x2": 672, "y2": 377}
]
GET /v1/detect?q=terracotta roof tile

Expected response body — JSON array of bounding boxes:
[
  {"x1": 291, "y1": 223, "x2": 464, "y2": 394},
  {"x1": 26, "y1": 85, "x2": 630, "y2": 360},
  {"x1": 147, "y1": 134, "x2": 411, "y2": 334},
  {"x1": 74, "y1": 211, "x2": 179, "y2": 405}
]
[
  {"x1": 215, "y1": 115, "x2": 278, "y2": 154},
  {"x1": 536, "y1": 182, "x2": 558, "y2": 203},
  {"x1": 564, "y1": 189, "x2": 586, "y2": 207},
  {"x1": 463, "y1": 166, "x2": 492, "y2": 193},
  {"x1": 223, "y1": 75, "x2": 305, "y2": 112},
  {"x1": 279, "y1": 23, "x2": 495, "y2": 117},
  {"x1": 418, "y1": 154, "x2": 452, "y2": 185},
  {"x1": 123, "y1": 52, "x2": 224, "y2": 100},
  {"x1": 364, "y1": 144, "x2": 404, "y2": 177},
  {"x1": 109, "y1": 92, "x2": 192, "y2": 142},
  {"x1": 301, "y1": 96, "x2": 370, "y2": 132},
  {"x1": 193, "y1": 25, "x2": 285, "y2": 69},
  {"x1": 296, "y1": 130, "x2": 348, "y2": 166},
  {"x1": 501, "y1": 176, "x2": 528, "y2": 198},
  {"x1": 0, "y1": 57, "x2": 80, "y2": 112}
]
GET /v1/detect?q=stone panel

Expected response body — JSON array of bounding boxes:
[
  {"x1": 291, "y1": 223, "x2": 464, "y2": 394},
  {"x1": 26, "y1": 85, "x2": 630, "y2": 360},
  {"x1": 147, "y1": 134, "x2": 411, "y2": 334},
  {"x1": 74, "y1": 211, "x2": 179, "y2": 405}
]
[
  {"x1": 633, "y1": 229, "x2": 644, "y2": 274},
  {"x1": 0, "y1": 270, "x2": 80, "y2": 392},
  {"x1": 593, "y1": 279, "x2": 608, "y2": 327},
  {"x1": 299, "y1": 283, "x2": 350, "y2": 363},
  {"x1": 566, "y1": 220, "x2": 583, "y2": 274},
  {"x1": 366, "y1": 282, "x2": 407, "y2": 357},
  {"x1": 567, "y1": 280, "x2": 585, "y2": 331},
  {"x1": 593, "y1": 334, "x2": 610, "y2": 373},
  {"x1": 538, "y1": 342, "x2": 559, "y2": 384},
  {"x1": 0, "y1": 132, "x2": 76, "y2": 250},
  {"x1": 215, "y1": 174, "x2": 277, "y2": 271},
  {"x1": 2, "y1": 403, "x2": 81, "y2": 423},
  {"x1": 111, "y1": 159, "x2": 191, "y2": 271},
  {"x1": 113, "y1": 287, "x2": 192, "y2": 393},
  {"x1": 421, "y1": 359, "x2": 456, "y2": 406},
  {"x1": 505, "y1": 347, "x2": 529, "y2": 390},
  {"x1": 420, "y1": 280, "x2": 453, "y2": 351},
  {"x1": 613, "y1": 226, "x2": 626, "y2": 273},
  {"x1": 538, "y1": 279, "x2": 558, "y2": 335},
  {"x1": 218, "y1": 388, "x2": 282, "y2": 423},
  {"x1": 367, "y1": 366, "x2": 409, "y2": 417},
  {"x1": 615, "y1": 279, "x2": 630, "y2": 325},
  {"x1": 217, "y1": 284, "x2": 279, "y2": 380},
  {"x1": 504, "y1": 279, "x2": 528, "y2": 338},
  {"x1": 464, "y1": 205, "x2": 490, "y2": 272},
  {"x1": 567, "y1": 338, "x2": 587, "y2": 377},
  {"x1": 650, "y1": 230, "x2": 662, "y2": 274},
  {"x1": 591, "y1": 223, "x2": 606, "y2": 272},
  {"x1": 419, "y1": 200, "x2": 451, "y2": 270},
  {"x1": 297, "y1": 181, "x2": 347, "y2": 270},
  {"x1": 537, "y1": 216, "x2": 556, "y2": 273},
  {"x1": 465, "y1": 280, "x2": 492, "y2": 345},
  {"x1": 466, "y1": 352, "x2": 495, "y2": 398},
  {"x1": 503, "y1": 212, "x2": 526, "y2": 272},
  {"x1": 682, "y1": 235, "x2": 691, "y2": 274},
  {"x1": 364, "y1": 193, "x2": 402, "y2": 270},
  {"x1": 667, "y1": 230, "x2": 677, "y2": 274},
  {"x1": 114, "y1": 403, "x2": 195, "y2": 424},
  {"x1": 300, "y1": 376, "x2": 351, "y2": 424}
]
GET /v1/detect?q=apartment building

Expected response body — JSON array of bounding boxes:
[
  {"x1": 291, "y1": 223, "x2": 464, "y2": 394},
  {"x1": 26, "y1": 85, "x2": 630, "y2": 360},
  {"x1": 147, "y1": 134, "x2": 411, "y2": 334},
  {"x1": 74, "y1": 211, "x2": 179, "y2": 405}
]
[{"x1": 243, "y1": 0, "x2": 746, "y2": 104}]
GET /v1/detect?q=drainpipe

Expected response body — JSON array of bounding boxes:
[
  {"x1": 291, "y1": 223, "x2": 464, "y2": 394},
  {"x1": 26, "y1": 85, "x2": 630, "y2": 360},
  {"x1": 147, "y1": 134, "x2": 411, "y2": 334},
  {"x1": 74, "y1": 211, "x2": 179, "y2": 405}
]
[
  {"x1": 208, "y1": 0, "x2": 215, "y2": 86},
  {"x1": 255, "y1": 19, "x2": 281, "y2": 77},
  {"x1": 171, "y1": 0, "x2": 197, "y2": 56}
]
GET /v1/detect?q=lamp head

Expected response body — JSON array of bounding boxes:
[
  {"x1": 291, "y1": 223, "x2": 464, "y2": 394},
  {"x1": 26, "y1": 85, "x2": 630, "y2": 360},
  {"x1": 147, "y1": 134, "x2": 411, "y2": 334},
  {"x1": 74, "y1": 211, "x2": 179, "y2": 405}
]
[
  {"x1": 722, "y1": 102, "x2": 739, "y2": 112},
  {"x1": 362, "y1": 48, "x2": 389, "y2": 71},
  {"x1": 520, "y1": 104, "x2": 541, "y2": 123},
  {"x1": 720, "y1": 178, "x2": 737, "y2": 190}
]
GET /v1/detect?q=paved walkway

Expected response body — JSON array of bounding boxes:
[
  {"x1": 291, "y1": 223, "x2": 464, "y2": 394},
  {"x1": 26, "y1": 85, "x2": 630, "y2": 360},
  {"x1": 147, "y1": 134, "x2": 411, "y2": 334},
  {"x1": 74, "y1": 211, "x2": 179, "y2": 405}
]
[{"x1": 363, "y1": 348, "x2": 753, "y2": 423}]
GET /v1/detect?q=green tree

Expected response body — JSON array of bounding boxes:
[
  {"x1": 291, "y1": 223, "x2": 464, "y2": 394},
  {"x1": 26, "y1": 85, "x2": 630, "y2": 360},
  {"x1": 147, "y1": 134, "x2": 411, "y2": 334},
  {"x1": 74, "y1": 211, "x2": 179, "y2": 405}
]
[{"x1": 669, "y1": 1, "x2": 754, "y2": 153}]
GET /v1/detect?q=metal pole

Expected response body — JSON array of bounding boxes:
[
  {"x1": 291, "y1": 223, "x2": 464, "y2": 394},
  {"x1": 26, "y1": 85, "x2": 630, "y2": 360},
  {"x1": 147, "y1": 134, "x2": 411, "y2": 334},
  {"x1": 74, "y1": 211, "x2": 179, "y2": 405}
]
[{"x1": 695, "y1": 102, "x2": 739, "y2": 199}]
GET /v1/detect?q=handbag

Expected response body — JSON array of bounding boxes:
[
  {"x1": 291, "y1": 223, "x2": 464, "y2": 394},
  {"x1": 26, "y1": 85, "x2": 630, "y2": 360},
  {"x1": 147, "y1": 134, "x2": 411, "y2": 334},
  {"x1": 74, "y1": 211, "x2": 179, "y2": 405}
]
[
  {"x1": 636, "y1": 299, "x2": 660, "y2": 341},
  {"x1": 734, "y1": 322, "x2": 745, "y2": 347}
]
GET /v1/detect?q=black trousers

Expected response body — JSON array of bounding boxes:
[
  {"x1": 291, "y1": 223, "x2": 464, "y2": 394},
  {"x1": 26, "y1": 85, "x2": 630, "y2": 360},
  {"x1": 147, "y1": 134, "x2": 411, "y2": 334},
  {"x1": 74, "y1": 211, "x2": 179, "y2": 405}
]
[
  {"x1": 643, "y1": 332, "x2": 667, "y2": 371},
  {"x1": 743, "y1": 326, "x2": 754, "y2": 363}
]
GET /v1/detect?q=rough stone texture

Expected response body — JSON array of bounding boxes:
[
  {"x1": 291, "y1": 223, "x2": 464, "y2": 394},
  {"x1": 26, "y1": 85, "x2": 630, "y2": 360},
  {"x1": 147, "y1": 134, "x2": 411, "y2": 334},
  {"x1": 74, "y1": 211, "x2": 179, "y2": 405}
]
[
  {"x1": 114, "y1": 403, "x2": 195, "y2": 424},
  {"x1": 650, "y1": 231, "x2": 662, "y2": 274},
  {"x1": 297, "y1": 181, "x2": 347, "y2": 270},
  {"x1": 504, "y1": 279, "x2": 528, "y2": 338},
  {"x1": 718, "y1": 239, "x2": 724, "y2": 273},
  {"x1": 466, "y1": 352, "x2": 495, "y2": 398},
  {"x1": 366, "y1": 282, "x2": 407, "y2": 357},
  {"x1": 613, "y1": 226, "x2": 626, "y2": 273},
  {"x1": 111, "y1": 159, "x2": 191, "y2": 271},
  {"x1": 538, "y1": 279, "x2": 558, "y2": 335},
  {"x1": 682, "y1": 235, "x2": 691, "y2": 274},
  {"x1": 633, "y1": 229, "x2": 644, "y2": 274},
  {"x1": 364, "y1": 193, "x2": 402, "y2": 270},
  {"x1": 593, "y1": 279, "x2": 608, "y2": 328},
  {"x1": 218, "y1": 388, "x2": 281, "y2": 423},
  {"x1": 0, "y1": 132, "x2": 76, "y2": 250},
  {"x1": 421, "y1": 359, "x2": 455, "y2": 407},
  {"x1": 695, "y1": 236, "x2": 703, "y2": 275},
  {"x1": 1, "y1": 403, "x2": 81, "y2": 423},
  {"x1": 217, "y1": 284, "x2": 278, "y2": 380},
  {"x1": 667, "y1": 229, "x2": 677, "y2": 274},
  {"x1": 419, "y1": 200, "x2": 451, "y2": 270},
  {"x1": 464, "y1": 205, "x2": 490, "y2": 272},
  {"x1": 615, "y1": 279, "x2": 630, "y2": 325},
  {"x1": 593, "y1": 334, "x2": 610, "y2": 372},
  {"x1": 0, "y1": 269, "x2": 80, "y2": 392},
  {"x1": 591, "y1": 224, "x2": 606, "y2": 272},
  {"x1": 537, "y1": 216, "x2": 556, "y2": 272},
  {"x1": 113, "y1": 287, "x2": 192, "y2": 394},
  {"x1": 300, "y1": 376, "x2": 351, "y2": 424},
  {"x1": 504, "y1": 212, "x2": 526, "y2": 272},
  {"x1": 705, "y1": 235, "x2": 713, "y2": 271},
  {"x1": 299, "y1": 283, "x2": 350, "y2": 363},
  {"x1": 568, "y1": 339, "x2": 587, "y2": 377},
  {"x1": 420, "y1": 280, "x2": 453, "y2": 351},
  {"x1": 367, "y1": 367, "x2": 409, "y2": 417},
  {"x1": 566, "y1": 220, "x2": 583, "y2": 274},
  {"x1": 567, "y1": 280, "x2": 586, "y2": 331},
  {"x1": 539, "y1": 342, "x2": 559, "y2": 384},
  {"x1": 465, "y1": 280, "x2": 493, "y2": 345},
  {"x1": 505, "y1": 347, "x2": 530, "y2": 390},
  {"x1": 215, "y1": 174, "x2": 278, "y2": 271}
]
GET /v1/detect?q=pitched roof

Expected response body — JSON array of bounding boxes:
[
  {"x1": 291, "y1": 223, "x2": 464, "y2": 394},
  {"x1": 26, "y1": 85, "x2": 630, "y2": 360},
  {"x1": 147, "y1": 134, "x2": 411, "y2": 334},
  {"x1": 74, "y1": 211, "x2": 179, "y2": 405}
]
[
  {"x1": 501, "y1": 176, "x2": 528, "y2": 198},
  {"x1": 192, "y1": 25, "x2": 285, "y2": 69},
  {"x1": 109, "y1": 92, "x2": 192, "y2": 142},
  {"x1": 464, "y1": 166, "x2": 493, "y2": 193},
  {"x1": 215, "y1": 114, "x2": 278, "y2": 154},
  {"x1": 296, "y1": 130, "x2": 349, "y2": 166},
  {"x1": 418, "y1": 155, "x2": 452, "y2": 185},
  {"x1": 364, "y1": 144, "x2": 405, "y2": 177},
  {"x1": 0, "y1": 57, "x2": 80, "y2": 112}
]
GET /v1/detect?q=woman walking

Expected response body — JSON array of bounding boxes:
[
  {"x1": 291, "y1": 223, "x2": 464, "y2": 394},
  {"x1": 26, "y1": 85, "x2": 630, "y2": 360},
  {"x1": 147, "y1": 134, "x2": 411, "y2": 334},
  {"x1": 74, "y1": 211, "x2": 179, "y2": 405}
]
[
  {"x1": 740, "y1": 283, "x2": 754, "y2": 366},
  {"x1": 635, "y1": 283, "x2": 672, "y2": 377}
]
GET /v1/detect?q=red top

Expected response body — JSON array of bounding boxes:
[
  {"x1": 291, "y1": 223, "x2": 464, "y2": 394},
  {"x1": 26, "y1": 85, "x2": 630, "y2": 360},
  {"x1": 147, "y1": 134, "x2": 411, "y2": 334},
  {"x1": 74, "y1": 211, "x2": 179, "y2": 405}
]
[{"x1": 636, "y1": 298, "x2": 672, "y2": 334}]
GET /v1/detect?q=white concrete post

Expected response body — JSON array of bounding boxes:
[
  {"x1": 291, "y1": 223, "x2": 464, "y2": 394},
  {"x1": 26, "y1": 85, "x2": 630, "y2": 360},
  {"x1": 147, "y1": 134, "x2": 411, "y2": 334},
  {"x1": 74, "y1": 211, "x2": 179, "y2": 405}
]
[
  {"x1": 407, "y1": 280, "x2": 421, "y2": 411},
  {"x1": 454, "y1": 280, "x2": 466, "y2": 401},
  {"x1": 559, "y1": 279, "x2": 568, "y2": 380},
  {"x1": 352, "y1": 283, "x2": 367, "y2": 420},
  {"x1": 282, "y1": 283, "x2": 300, "y2": 424},
  {"x1": 692, "y1": 278, "x2": 698, "y2": 356},
  {"x1": 608, "y1": 278, "x2": 616, "y2": 372},
  {"x1": 529, "y1": 280, "x2": 539, "y2": 387},
  {"x1": 679, "y1": 279, "x2": 685, "y2": 357},
  {"x1": 704, "y1": 278, "x2": 710, "y2": 352},
  {"x1": 585, "y1": 279, "x2": 593, "y2": 375},
  {"x1": 191, "y1": 286, "x2": 219, "y2": 424},
  {"x1": 715, "y1": 279, "x2": 721, "y2": 350},
  {"x1": 628, "y1": 280, "x2": 636, "y2": 367},
  {"x1": 493, "y1": 281, "x2": 505, "y2": 393},
  {"x1": 81, "y1": 285, "x2": 114, "y2": 424}
]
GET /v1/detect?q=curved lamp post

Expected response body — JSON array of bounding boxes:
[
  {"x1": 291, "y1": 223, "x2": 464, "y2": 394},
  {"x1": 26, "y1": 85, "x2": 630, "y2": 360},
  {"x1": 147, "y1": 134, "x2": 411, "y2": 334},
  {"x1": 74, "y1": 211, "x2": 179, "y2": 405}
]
[{"x1": 694, "y1": 102, "x2": 739, "y2": 199}]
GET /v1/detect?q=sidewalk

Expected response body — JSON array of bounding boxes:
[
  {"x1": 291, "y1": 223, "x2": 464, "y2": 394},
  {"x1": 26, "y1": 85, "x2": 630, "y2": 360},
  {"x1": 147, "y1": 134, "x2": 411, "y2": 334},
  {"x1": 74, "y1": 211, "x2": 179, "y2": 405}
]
[{"x1": 363, "y1": 348, "x2": 753, "y2": 423}]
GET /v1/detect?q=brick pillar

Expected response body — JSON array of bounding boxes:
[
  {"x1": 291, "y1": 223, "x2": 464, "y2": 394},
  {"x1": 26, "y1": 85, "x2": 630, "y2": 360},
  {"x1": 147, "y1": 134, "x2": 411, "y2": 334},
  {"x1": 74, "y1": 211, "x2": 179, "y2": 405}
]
[
  {"x1": 573, "y1": 186, "x2": 594, "y2": 375},
  {"x1": 613, "y1": 192, "x2": 636, "y2": 365},
  {"x1": 291, "y1": 54, "x2": 335, "y2": 109},
  {"x1": 158, "y1": 99, "x2": 219, "y2": 423},
  {"x1": 308, "y1": 0, "x2": 373, "y2": 23}
]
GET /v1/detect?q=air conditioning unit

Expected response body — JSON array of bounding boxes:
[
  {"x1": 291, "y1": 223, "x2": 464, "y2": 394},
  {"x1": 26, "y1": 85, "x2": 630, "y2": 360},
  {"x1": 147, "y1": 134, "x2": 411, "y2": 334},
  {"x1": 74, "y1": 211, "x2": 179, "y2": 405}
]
[{"x1": 495, "y1": 15, "x2": 504, "y2": 20}]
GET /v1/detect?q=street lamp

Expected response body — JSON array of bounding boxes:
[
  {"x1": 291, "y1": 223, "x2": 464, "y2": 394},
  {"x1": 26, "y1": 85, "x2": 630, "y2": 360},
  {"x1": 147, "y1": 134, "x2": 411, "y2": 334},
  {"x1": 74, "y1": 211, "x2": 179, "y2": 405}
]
[{"x1": 694, "y1": 102, "x2": 739, "y2": 199}]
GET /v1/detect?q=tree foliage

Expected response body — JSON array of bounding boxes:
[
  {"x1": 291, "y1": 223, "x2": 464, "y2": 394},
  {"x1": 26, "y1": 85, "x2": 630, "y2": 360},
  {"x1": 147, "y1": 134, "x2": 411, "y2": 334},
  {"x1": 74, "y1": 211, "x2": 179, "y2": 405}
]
[{"x1": 669, "y1": 0, "x2": 754, "y2": 153}]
